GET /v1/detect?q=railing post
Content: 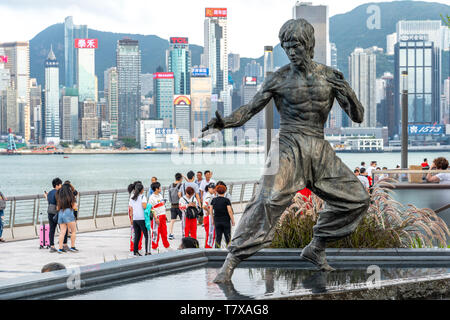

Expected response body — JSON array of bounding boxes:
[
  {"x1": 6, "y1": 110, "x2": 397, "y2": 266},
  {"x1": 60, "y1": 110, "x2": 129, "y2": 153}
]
[
  {"x1": 35, "y1": 196, "x2": 41, "y2": 236},
  {"x1": 10, "y1": 198, "x2": 16, "y2": 239},
  {"x1": 111, "y1": 191, "x2": 117, "y2": 227},
  {"x1": 32, "y1": 197, "x2": 37, "y2": 236},
  {"x1": 93, "y1": 192, "x2": 99, "y2": 229},
  {"x1": 239, "y1": 183, "x2": 246, "y2": 206}
]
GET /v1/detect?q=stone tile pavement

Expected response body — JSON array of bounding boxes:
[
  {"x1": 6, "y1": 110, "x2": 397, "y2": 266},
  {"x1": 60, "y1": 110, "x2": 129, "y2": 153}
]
[{"x1": 0, "y1": 214, "x2": 242, "y2": 280}]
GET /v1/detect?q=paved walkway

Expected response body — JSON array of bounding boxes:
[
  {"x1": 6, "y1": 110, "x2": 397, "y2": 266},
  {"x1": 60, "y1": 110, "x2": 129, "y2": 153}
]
[{"x1": 0, "y1": 214, "x2": 242, "y2": 280}]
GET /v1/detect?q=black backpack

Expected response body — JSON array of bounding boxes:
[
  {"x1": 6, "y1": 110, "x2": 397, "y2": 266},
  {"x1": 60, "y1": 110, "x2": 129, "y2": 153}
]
[{"x1": 183, "y1": 197, "x2": 199, "y2": 219}]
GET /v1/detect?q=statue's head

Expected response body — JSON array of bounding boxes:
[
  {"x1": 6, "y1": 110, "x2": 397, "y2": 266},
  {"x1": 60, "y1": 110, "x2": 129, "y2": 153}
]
[{"x1": 279, "y1": 19, "x2": 315, "y2": 68}]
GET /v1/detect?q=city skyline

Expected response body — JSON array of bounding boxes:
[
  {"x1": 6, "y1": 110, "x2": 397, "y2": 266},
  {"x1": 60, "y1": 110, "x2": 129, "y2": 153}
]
[{"x1": 0, "y1": 0, "x2": 447, "y2": 58}]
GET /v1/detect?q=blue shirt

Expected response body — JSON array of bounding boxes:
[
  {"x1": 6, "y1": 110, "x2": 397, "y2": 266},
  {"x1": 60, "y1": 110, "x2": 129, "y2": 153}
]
[{"x1": 47, "y1": 189, "x2": 57, "y2": 205}]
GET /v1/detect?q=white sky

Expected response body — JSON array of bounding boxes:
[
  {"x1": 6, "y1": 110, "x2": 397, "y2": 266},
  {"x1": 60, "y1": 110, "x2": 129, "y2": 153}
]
[{"x1": 0, "y1": 0, "x2": 446, "y2": 57}]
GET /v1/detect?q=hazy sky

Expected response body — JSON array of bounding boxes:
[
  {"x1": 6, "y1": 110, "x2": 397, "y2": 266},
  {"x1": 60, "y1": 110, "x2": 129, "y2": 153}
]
[{"x1": 0, "y1": 0, "x2": 446, "y2": 57}]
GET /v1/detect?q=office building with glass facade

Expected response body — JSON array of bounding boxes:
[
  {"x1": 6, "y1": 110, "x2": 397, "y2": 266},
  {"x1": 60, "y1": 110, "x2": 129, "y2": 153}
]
[
  {"x1": 153, "y1": 72, "x2": 174, "y2": 128},
  {"x1": 167, "y1": 37, "x2": 191, "y2": 95},
  {"x1": 117, "y1": 39, "x2": 141, "y2": 139}
]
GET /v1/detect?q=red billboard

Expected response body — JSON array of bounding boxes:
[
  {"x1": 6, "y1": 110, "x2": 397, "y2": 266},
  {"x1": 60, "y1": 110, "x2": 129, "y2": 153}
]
[
  {"x1": 205, "y1": 8, "x2": 227, "y2": 17},
  {"x1": 153, "y1": 72, "x2": 174, "y2": 79},
  {"x1": 75, "y1": 39, "x2": 98, "y2": 49},
  {"x1": 244, "y1": 76, "x2": 257, "y2": 85},
  {"x1": 170, "y1": 37, "x2": 188, "y2": 44},
  {"x1": 0, "y1": 56, "x2": 7, "y2": 63}
]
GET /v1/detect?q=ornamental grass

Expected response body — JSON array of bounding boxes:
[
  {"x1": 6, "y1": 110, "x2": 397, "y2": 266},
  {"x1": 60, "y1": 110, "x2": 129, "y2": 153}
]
[{"x1": 270, "y1": 178, "x2": 449, "y2": 249}]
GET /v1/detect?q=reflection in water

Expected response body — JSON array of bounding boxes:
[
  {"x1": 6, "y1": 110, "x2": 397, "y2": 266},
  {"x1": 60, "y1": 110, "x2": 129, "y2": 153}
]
[{"x1": 66, "y1": 266, "x2": 449, "y2": 300}]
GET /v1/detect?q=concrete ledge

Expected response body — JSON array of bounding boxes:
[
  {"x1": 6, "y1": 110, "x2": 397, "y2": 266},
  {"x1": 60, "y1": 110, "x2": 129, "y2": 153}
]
[{"x1": 1, "y1": 248, "x2": 449, "y2": 300}]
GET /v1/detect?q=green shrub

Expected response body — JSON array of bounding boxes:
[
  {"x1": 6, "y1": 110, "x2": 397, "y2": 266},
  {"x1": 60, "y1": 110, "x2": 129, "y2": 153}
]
[{"x1": 271, "y1": 179, "x2": 449, "y2": 249}]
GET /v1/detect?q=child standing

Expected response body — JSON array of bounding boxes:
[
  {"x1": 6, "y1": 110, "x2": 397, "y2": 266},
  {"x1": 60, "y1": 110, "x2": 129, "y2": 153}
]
[
  {"x1": 149, "y1": 182, "x2": 170, "y2": 251},
  {"x1": 202, "y1": 183, "x2": 216, "y2": 248},
  {"x1": 179, "y1": 186, "x2": 200, "y2": 239}
]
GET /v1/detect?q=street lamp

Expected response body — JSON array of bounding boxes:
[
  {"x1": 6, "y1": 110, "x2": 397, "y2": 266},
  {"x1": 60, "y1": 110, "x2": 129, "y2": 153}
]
[{"x1": 401, "y1": 71, "x2": 408, "y2": 171}]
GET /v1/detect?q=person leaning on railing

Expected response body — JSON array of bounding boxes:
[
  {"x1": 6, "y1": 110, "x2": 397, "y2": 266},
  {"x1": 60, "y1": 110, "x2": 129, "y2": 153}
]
[
  {"x1": 426, "y1": 157, "x2": 450, "y2": 184},
  {"x1": 0, "y1": 190, "x2": 7, "y2": 242}
]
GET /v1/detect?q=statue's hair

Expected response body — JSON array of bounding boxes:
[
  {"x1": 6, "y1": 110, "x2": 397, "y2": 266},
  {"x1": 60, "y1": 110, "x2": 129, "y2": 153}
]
[{"x1": 278, "y1": 19, "x2": 315, "y2": 59}]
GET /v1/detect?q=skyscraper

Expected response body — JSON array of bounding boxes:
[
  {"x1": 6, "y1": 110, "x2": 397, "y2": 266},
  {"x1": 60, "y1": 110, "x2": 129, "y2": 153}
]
[
  {"x1": 174, "y1": 95, "x2": 192, "y2": 142},
  {"x1": 263, "y1": 46, "x2": 274, "y2": 77},
  {"x1": 241, "y1": 76, "x2": 261, "y2": 134},
  {"x1": 104, "y1": 67, "x2": 119, "y2": 140},
  {"x1": 153, "y1": 72, "x2": 174, "y2": 128},
  {"x1": 348, "y1": 47, "x2": 377, "y2": 127},
  {"x1": 244, "y1": 60, "x2": 263, "y2": 83},
  {"x1": 376, "y1": 72, "x2": 396, "y2": 138},
  {"x1": 79, "y1": 100, "x2": 99, "y2": 141},
  {"x1": 0, "y1": 41, "x2": 30, "y2": 141},
  {"x1": 191, "y1": 68, "x2": 212, "y2": 137},
  {"x1": 29, "y1": 78, "x2": 42, "y2": 143},
  {"x1": 44, "y1": 46, "x2": 60, "y2": 145},
  {"x1": 228, "y1": 53, "x2": 240, "y2": 73},
  {"x1": 60, "y1": 87, "x2": 78, "y2": 142},
  {"x1": 117, "y1": 39, "x2": 141, "y2": 139},
  {"x1": 204, "y1": 8, "x2": 228, "y2": 95},
  {"x1": 167, "y1": 37, "x2": 191, "y2": 95},
  {"x1": 76, "y1": 38, "x2": 97, "y2": 102},
  {"x1": 293, "y1": 2, "x2": 330, "y2": 66},
  {"x1": 64, "y1": 16, "x2": 88, "y2": 88},
  {"x1": 394, "y1": 36, "x2": 440, "y2": 127}
]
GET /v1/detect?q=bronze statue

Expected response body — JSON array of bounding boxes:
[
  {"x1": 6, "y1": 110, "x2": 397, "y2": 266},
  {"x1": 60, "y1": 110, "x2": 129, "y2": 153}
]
[{"x1": 201, "y1": 19, "x2": 370, "y2": 283}]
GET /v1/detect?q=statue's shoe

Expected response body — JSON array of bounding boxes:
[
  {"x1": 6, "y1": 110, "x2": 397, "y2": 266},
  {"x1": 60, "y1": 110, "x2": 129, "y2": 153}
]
[
  {"x1": 301, "y1": 243, "x2": 335, "y2": 272},
  {"x1": 213, "y1": 254, "x2": 241, "y2": 283}
]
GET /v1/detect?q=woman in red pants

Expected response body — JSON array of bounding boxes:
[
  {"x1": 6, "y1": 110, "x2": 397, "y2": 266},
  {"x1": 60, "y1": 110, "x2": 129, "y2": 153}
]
[{"x1": 179, "y1": 186, "x2": 200, "y2": 239}]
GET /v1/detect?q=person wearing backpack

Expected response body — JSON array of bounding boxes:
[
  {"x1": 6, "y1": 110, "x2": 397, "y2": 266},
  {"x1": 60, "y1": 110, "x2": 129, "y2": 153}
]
[
  {"x1": 179, "y1": 186, "x2": 200, "y2": 240},
  {"x1": 0, "y1": 189, "x2": 7, "y2": 242},
  {"x1": 168, "y1": 173, "x2": 183, "y2": 240}
]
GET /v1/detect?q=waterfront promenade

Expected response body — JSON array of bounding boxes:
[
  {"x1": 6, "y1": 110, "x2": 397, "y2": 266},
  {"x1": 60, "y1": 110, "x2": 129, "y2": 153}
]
[{"x1": 0, "y1": 214, "x2": 243, "y2": 280}]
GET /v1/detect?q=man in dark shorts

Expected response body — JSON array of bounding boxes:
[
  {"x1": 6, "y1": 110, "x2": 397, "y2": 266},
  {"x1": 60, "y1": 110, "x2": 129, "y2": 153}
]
[{"x1": 168, "y1": 173, "x2": 183, "y2": 240}]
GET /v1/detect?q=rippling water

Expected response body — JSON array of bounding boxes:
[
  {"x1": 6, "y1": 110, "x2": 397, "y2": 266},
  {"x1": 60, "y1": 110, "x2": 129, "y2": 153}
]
[{"x1": 0, "y1": 151, "x2": 446, "y2": 196}]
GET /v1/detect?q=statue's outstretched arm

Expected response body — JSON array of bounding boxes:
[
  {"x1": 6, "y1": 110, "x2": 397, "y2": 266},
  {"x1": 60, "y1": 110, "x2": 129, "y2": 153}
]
[
  {"x1": 201, "y1": 75, "x2": 275, "y2": 135},
  {"x1": 326, "y1": 69, "x2": 364, "y2": 124}
]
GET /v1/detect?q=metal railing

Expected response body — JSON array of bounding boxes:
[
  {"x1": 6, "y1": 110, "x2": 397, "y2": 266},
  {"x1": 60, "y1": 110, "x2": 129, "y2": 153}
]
[{"x1": 1, "y1": 180, "x2": 259, "y2": 239}]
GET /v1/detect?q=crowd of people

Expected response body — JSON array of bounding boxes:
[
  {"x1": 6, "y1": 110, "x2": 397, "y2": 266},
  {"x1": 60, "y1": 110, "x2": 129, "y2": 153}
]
[
  {"x1": 127, "y1": 170, "x2": 236, "y2": 256},
  {"x1": 353, "y1": 156, "x2": 450, "y2": 192}
]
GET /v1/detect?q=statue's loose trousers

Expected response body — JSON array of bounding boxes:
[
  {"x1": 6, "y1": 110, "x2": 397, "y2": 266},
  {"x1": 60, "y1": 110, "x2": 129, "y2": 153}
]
[{"x1": 228, "y1": 128, "x2": 370, "y2": 260}]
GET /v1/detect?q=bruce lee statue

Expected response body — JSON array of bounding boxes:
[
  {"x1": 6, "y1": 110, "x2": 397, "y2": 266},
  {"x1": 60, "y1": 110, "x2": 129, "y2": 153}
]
[{"x1": 201, "y1": 18, "x2": 370, "y2": 283}]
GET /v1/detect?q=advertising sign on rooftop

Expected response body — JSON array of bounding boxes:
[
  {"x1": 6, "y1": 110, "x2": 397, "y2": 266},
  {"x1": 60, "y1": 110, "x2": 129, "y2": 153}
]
[
  {"x1": 75, "y1": 39, "x2": 98, "y2": 49},
  {"x1": 170, "y1": 37, "x2": 188, "y2": 44},
  {"x1": 244, "y1": 76, "x2": 257, "y2": 86},
  {"x1": 408, "y1": 124, "x2": 444, "y2": 135},
  {"x1": 153, "y1": 72, "x2": 174, "y2": 79},
  {"x1": 174, "y1": 95, "x2": 191, "y2": 106},
  {"x1": 205, "y1": 8, "x2": 227, "y2": 17},
  {"x1": 0, "y1": 56, "x2": 7, "y2": 63},
  {"x1": 192, "y1": 68, "x2": 209, "y2": 77}
]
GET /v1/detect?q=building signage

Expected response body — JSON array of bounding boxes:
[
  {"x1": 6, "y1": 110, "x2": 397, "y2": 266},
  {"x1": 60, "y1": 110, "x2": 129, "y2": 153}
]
[
  {"x1": 153, "y1": 72, "x2": 174, "y2": 79},
  {"x1": 408, "y1": 124, "x2": 444, "y2": 135},
  {"x1": 399, "y1": 34, "x2": 429, "y2": 42},
  {"x1": 155, "y1": 128, "x2": 175, "y2": 135},
  {"x1": 205, "y1": 8, "x2": 227, "y2": 17},
  {"x1": 192, "y1": 68, "x2": 209, "y2": 77},
  {"x1": 75, "y1": 38, "x2": 98, "y2": 49},
  {"x1": 244, "y1": 76, "x2": 257, "y2": 86},
  {"x1": 174, "y1": 95, "x2": 191, "y2": 106},
  {"x1": 0, "y1": 55, "x2": 7, "y2": 63},
  {"x1": 170, "y1": 37, "x2": 188, "y2": 44}
]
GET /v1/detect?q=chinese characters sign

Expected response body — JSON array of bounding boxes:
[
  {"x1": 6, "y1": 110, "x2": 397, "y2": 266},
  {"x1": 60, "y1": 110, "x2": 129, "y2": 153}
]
[
  {"x1": 244, "y1": 77, "x2": 257, "y2": 86},
  {"x1": 408, "y1": 124, "x2": 443, "y2": 135},
  {"x1": 75, "y1": 39, "x2": 98, "y2": 49},
  {"x1": 170, "y1": 37, "x2": 188, "y2": 44},
  {"x1": 153, "y1": 72, "x2": 174, "y2": 79},
  {"x1": 192, "y1": 68, "x2": 209, "y2": 77},
  {"x1": 0, "y1": 56, "x2": 7, "y2": 63},
  {"x1": 205, "y1": 8, "x2": 227, "y2": 17},
  {"x1": 155, "y1": 128, "x2": 175, "y2": 135}
]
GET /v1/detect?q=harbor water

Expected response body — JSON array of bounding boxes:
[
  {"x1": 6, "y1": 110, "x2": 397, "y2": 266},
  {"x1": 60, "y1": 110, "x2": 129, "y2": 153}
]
[{"x1": 0, "y1": 151, "x2": 448, "y2": 196}]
